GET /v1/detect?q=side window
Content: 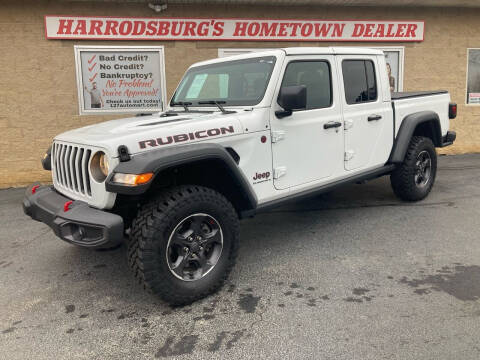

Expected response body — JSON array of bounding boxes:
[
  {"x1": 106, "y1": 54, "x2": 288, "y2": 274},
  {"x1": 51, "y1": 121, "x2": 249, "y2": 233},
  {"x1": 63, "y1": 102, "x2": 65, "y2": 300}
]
[
  {"x1": 342, "y1": 60, "x2": 378, "y2": 104},
  {"x1": 280, "y1": 61, "x2": 332, "y2": 110}
]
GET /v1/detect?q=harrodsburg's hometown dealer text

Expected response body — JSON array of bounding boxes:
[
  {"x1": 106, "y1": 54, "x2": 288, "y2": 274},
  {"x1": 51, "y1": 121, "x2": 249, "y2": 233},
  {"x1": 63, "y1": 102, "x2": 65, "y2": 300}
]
[{"x1": 75, "y1": 46, "x2": 166, "y2": 114}]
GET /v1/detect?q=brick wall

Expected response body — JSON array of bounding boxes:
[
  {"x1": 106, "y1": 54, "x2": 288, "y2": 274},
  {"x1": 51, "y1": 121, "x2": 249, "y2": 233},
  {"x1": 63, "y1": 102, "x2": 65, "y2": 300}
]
[{"x1": 1, "y1": 1, "x2": 479, "y2": 188}]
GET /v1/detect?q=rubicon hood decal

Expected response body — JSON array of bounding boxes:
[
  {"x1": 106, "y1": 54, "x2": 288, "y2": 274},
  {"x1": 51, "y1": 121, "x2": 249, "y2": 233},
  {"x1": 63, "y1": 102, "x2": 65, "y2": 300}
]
[{"x1": 139, "y1": 125, "x2": 235, "y2": 149}]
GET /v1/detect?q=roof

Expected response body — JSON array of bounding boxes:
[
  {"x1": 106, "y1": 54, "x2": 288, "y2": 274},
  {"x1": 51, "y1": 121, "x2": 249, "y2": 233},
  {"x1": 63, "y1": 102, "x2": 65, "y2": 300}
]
[
  {"x1": 191, "y1": 47, "x2": 383, "y2": 67},
  {"x1": 284, "y1": 47, "x2": 384, "y2": 55}
]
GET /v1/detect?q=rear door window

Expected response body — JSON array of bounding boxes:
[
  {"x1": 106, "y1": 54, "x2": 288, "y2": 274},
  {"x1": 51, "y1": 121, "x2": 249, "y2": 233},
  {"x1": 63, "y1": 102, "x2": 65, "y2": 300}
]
[{"x1": 342, "y1": 60, "x2": 378, "y2": 104}]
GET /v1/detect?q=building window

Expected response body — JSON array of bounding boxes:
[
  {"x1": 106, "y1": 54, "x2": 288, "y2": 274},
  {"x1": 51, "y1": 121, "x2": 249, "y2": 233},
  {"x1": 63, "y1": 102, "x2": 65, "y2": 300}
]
[
  {"x1": 342, "y1": 60, "x2": 377, "y2": 104},
  {"x1": 280, "y1": 61, "x2": 332, "y2": 110},
  {"x1": 371, "y1": 47, "x2": 404, "y2": 92},
  {"x1": 467, "y1": 49, "x2": 480, "y2": 104}
]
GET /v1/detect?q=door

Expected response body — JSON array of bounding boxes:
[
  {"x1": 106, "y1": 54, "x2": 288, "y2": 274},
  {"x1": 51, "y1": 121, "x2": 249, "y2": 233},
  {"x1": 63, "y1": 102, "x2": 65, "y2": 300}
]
[
  {"x1": 270, "y1": 56, "x2": 344, "y2": 190},
  {"x1": 336, "y1": 56, "x2": 390, "y2": 171}
]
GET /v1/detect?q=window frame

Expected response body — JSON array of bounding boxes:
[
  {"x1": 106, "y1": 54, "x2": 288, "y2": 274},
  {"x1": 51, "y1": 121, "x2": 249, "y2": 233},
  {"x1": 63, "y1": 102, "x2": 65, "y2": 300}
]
[
  {"x1": 466, "y1": 48, "x2": 480, "y2": 105},
  {"x1": 368, "y1": 46, "x2": 404, "y2": 92},
  {"x1": 171, "y1": 55, "x2": 277, "y2": 107},
  {"x1": 277, "y1": 59, "x2": 334, "y2": 112},
  {"x1": 341, "y1": 59, "x2": 378, "y2": 105}
]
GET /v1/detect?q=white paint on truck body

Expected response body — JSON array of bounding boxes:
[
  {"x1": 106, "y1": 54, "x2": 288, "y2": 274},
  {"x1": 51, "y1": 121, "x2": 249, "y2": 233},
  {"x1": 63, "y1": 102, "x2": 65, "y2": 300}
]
[{"x1": 50, "y1": 47, "x2": 452, "y2": 209}]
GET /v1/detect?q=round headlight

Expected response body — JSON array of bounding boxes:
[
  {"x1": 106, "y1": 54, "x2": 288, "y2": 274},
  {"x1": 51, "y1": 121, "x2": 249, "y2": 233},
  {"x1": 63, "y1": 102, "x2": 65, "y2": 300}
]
[{"x1": 90, "y1": 151, "x2": 109, "y2": 182}]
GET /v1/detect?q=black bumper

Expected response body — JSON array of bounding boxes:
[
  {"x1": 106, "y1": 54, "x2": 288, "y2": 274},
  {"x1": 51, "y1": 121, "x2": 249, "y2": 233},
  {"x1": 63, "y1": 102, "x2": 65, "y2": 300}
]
[
  {"x1": 22, "y1": 184, "x2": 124, "y2": 248},
  {"x1": 440, "y1": 131, "x2": 456, "y2": 147}
]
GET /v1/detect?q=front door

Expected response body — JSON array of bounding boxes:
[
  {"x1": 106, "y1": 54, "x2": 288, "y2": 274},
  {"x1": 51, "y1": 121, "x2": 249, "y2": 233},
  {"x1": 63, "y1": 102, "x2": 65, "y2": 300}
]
[{"x1": 270, "y1": 55, "x2": 344, "y2": 190}]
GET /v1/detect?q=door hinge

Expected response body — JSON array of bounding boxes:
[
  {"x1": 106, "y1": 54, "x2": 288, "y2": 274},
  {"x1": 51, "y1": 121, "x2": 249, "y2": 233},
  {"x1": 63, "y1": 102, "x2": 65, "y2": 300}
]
[
  {"x1": 273, "y1": 166, "x2": 287, "y2": 179},
  {"x1": 344, "y1": 119, "x2": 354, "y2": 130},
  {"x1": 271, "y1": 131, "x2": 285, "y2": 143},
  {"x1": 344, "y1": 150, "x2": 355, "y2": 161}
]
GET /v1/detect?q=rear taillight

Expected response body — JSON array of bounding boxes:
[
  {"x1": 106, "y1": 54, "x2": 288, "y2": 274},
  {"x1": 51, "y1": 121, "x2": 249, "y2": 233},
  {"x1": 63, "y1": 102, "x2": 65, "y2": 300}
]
[{"x1": 449, "y1": 103, "x2": 457, "y2": 119}]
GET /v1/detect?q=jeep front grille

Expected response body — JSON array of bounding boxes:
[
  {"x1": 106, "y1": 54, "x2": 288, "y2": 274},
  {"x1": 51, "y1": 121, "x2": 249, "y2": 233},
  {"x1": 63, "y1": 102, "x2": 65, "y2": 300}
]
[{"x1": 52, "y1": 142, "x2": 92, "y2": 197}]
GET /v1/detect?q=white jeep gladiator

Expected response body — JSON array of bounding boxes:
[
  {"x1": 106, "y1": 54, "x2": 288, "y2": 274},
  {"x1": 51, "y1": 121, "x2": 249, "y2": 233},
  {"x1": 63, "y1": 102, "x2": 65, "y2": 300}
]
[{"x1": 23, "y1": 47, "x2": 457, "y2": 305}]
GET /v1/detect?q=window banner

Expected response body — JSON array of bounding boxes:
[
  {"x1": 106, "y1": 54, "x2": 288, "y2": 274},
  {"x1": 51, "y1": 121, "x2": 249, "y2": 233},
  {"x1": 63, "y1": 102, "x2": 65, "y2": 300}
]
[{"x1": 46, "y1": 16, "x2": 424, "y2": 42}]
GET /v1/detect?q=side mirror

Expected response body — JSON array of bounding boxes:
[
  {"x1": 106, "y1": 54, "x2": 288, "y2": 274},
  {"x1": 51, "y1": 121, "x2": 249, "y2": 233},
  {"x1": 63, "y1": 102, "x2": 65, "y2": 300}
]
[{"x1": 276, "y1": 85, "x2": 307, "y2": 118}]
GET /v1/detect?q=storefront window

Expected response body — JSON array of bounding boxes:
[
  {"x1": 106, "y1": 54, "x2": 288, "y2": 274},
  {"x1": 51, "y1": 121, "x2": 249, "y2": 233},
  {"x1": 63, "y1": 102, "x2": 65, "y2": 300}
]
[
  {"x1": 172, "y1": 56, "x2": 276, "y2": 106},
  {"x1": 466, "y1": 49, "x2": 480, "y2": 104}
]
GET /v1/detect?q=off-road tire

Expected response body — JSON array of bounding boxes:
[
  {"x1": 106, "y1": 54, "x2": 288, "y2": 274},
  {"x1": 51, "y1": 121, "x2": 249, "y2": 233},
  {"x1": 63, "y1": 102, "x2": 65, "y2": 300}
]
[
  {"x1": 390, "y1": 136, "x2": 437, "y2": 201},
  {"x1": 128, "y1": 185, "x2": 240, "y2": 305}
]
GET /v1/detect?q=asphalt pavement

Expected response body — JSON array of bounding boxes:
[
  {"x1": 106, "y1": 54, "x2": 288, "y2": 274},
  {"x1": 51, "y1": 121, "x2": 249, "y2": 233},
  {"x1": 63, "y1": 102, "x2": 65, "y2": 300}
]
[{"x1": 1, "y1": 154, "x2": 480, "y2": 360}]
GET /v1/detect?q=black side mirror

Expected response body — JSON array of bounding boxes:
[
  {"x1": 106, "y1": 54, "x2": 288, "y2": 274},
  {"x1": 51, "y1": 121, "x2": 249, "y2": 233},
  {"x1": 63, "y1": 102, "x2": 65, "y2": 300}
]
[{"x1": 276, "y1": 85, "x2": 307, "y2": 118}]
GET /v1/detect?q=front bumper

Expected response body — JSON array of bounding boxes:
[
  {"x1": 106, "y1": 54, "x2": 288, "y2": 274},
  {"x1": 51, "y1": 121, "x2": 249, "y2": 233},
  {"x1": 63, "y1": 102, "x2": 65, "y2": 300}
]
[{"x1": 22, "y1": 184, "x2": 124, "y2": 248}]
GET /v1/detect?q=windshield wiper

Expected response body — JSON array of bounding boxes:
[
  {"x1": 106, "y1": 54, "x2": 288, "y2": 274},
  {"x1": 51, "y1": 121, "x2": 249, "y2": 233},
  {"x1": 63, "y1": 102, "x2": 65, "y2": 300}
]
[
  {"x1": 198, "y1": 100, "x2": 236, "y2": 114},
  {"x1": 171, "y1": 101, "x2": 192, "y2": 112}
]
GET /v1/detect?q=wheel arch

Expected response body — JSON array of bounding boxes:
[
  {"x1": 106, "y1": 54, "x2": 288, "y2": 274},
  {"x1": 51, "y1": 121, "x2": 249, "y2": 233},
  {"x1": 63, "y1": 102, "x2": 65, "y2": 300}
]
[
  {"x1": 106, "y1": 143, "x2": 257, "y2": 216},
  {"x1": 389, "y1": 111, "x2": 442, "y2": 164}
]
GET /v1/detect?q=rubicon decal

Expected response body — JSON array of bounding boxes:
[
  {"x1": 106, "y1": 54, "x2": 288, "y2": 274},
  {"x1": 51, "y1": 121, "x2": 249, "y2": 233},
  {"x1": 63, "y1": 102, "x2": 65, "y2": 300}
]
[{"x1": 139, "y1": 126, "x2": 234, "y2": 149}]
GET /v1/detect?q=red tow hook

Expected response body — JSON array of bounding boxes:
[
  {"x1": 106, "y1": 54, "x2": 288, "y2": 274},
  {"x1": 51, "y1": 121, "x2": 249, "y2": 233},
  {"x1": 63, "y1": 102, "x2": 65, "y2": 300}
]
[
  {"x1": 64, "y1": 200, "x2": 73, "y2": 212},
  {"x1": 31, "y1": 185, "x2": 40, "y2": 194}
]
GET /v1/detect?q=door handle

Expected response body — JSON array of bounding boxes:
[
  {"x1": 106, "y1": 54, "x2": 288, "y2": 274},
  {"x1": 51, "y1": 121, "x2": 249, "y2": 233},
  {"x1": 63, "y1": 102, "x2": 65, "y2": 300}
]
[
  {"x1": 323, "y1": 121, "x2": 342, "y2": 129},
  {"x1": 368, "y1": 115, "x2": 382, "y2": 121}
]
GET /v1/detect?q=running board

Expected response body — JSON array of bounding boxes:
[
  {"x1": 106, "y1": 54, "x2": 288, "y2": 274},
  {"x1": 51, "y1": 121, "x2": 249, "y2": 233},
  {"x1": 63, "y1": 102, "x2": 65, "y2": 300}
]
[{"x1": 241, "y1": 165, "x2": 395, "y2": 217}]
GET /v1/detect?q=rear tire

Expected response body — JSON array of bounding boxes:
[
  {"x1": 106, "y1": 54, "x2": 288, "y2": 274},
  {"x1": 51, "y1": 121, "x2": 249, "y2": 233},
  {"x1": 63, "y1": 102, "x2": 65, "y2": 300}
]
[
  {"x1": 128, "y1": 185, "x2": 239, "y2": 305},
  {"x1": 390, "y1": 136, "x2": 437, "y2": 201}
]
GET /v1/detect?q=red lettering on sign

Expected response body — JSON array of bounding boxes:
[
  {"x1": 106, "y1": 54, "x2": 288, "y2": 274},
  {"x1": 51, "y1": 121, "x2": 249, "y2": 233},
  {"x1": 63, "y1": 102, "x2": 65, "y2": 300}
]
[
  {"x1": 233, "y1": 21, "x2": 248, "y2": 36},
  {"x1": 88, "y1": 20, "x2": 103, "y2": 35},
  {"x1": 395, "y1": 24, "x2": 407, "y2": 37},
  {"x1": 57, "y1": 19, "x2": 74, "y2": 35},
  {"x1": 157, "y1": 21, "x2": 170, "y2": 36},
  {"x1": 132, "y1": 20, "x2": 145, "y2": 36},
  {"x1": 352, "y1": 24, "x2": 364, "y2": 37},
  {"x1": 405, "y1": 24, "x2": 417, "y2": 38},
  {"x1": 198, "y1": 21, "x2": 209, "y2": 36},
  {"x1": 73, "y1": 20, "x2": 87, "y2": 35},
  {"x1": 260, "y1": 22, "x2": 278, "y2": 37},
  {"x1": 212, "y1": 21, "x2": 224, "y2": 36},
  {"x1": 183, "y1": 21, "x2": 196, "y2": 36},
  {"x1": 104, "y1": 20, "x2": 119, "y2": 35}
]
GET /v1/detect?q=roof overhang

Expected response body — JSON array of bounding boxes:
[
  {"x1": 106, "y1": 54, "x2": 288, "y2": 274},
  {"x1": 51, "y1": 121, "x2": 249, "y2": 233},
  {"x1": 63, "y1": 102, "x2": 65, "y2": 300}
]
[{"x1": 66, "y1": 0, "x2": 480, "y2": 8}]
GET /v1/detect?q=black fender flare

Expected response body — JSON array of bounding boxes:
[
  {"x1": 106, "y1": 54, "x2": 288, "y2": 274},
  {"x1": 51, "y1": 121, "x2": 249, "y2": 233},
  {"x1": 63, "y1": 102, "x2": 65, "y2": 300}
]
[
  {"x1": 389, "y1": 111, "x2": 442, "y2": 164},
  {"x1": 105, "y1": 143, "x2": 257, "y2": 210}
]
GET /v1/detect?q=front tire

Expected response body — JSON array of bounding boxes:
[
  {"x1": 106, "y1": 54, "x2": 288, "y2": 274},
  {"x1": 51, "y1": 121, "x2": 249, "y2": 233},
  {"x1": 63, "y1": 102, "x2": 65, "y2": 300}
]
[
  {"x1": 128, "y1": 185, "x2": 239, "y2": 305},
  {"x1": 390, "y1": 136, "x2": 437, "y2": 201}
]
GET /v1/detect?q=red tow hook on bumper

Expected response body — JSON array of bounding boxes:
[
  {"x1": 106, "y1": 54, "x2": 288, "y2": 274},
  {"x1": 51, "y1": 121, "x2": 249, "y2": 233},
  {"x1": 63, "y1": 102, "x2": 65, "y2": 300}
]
[{"x1": 63, "y1": 200, "x2": 73, "y2": 212}]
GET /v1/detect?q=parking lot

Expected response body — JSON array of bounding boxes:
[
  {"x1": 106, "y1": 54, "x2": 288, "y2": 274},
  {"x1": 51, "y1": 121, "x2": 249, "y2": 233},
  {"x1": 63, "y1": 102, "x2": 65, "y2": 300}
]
[{"x1": 1, "y1": 154, "x2": 480, "y2": 360}]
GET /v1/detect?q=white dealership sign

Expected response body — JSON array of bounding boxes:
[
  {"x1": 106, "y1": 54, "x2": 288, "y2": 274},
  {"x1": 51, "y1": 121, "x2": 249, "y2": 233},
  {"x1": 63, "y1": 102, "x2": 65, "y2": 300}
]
[
  {"x1": 74, "y1": 46, "x2": 167, "y2": 115},
  {"x1": 46, "y1": 16, "x2": 424, "y2": 42}
]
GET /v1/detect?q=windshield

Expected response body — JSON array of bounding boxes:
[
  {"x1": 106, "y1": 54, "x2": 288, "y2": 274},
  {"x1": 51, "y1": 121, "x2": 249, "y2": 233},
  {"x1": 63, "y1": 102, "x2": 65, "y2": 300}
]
[{"x1": 171, "y1": 56, "x2": 276, "y2": 107}]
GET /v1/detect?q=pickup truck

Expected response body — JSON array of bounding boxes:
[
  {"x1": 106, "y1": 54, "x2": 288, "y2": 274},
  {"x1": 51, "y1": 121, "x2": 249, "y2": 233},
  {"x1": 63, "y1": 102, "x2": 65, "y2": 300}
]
[{"x1": 23, "y1": 47, "x2": 457, "y2": 305}]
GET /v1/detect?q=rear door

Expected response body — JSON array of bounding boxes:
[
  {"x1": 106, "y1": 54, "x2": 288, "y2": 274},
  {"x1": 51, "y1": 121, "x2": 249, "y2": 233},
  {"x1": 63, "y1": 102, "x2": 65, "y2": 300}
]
[
  {"x1": 336, "y1": 55, "x2": 391, "y2": 171},
  {"x1": 270, "y1": 55, "x2": 344, "y2": 190}
]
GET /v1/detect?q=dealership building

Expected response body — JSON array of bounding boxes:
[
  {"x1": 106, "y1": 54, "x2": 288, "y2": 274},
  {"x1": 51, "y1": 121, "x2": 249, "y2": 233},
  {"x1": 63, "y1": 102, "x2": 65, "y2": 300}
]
[{"x1": 1, "y1": 0, "x2": 480, "y2": 188}]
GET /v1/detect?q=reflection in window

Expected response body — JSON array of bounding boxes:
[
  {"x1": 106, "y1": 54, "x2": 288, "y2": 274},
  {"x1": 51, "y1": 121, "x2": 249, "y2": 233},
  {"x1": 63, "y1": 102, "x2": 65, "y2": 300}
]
[
  {"x1": 342, "y1": 60, "x2": 378, "y2": 104},
  {"x1": 280, "y1": 61, "x2": 332, "y2": 110}
]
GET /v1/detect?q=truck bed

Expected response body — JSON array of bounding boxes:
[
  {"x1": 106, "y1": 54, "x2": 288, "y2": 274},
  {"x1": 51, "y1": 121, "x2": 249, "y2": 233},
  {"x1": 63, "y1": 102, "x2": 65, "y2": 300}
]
[
  {"x1": 391, "y1": 90, "x2": 450, "y2": 138},
  {"x1": 391, "y1": 90, "x2": 448, "y2": 100}
]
